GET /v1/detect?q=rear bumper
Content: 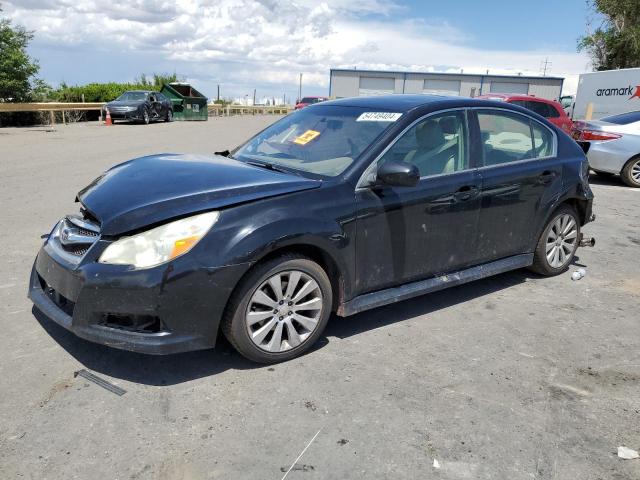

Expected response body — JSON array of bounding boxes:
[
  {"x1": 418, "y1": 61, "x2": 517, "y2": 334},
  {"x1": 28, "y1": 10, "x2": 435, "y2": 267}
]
[
  {"x1": 586, "y1": 142, "x2": 633, "y2": 174},
  {"x1": 28, "y1": 246, "x2": 251, "y2": 355}
]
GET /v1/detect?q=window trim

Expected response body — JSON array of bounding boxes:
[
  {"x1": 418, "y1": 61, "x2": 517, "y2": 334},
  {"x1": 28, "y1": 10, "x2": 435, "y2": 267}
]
[
  {"x1": 471, "y1": 107, "x2": 558, "y2": 171},
  {"x1": 356, "y1": 107, "x2": 471, "y2": 189}
]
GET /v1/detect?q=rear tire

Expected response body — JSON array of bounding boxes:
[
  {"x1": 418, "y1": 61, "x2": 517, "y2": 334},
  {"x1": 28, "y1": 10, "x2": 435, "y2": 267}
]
[
  {"x1": 529, "y1": 205, "x2": 581, "y2": 276},
  {"x1": 621, "y1": 157, "x2": 640, "y2": 188},
  {"x1": 221, "y1": 254, "x2": 333, "y2": 363}
]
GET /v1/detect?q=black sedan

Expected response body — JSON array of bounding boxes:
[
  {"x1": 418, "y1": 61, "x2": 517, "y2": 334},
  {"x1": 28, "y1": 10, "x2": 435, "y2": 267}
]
[
  {"x1": 103, "y1": 90, "x2": 173, "y2": 124},
  {"x1": 29, "y1": 95, "x2": 594, "y2": 363}
]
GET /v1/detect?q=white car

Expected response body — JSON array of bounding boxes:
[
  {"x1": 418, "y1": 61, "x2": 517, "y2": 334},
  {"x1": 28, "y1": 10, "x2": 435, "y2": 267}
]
[{"x1": 573, "y1": 111, "x2": 640, "y2": 187}]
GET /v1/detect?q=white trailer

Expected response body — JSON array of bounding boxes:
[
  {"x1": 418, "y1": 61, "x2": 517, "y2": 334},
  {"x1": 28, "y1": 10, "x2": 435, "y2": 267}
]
[{"x1": 573, "y1": 68, "x2": 640, "y2": 120}]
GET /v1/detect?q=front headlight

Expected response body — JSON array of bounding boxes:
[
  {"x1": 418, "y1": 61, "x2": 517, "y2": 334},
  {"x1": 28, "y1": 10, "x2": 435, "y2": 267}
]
[{"x1": 99, "y1": 211, "x2": 219, "y2": 268}]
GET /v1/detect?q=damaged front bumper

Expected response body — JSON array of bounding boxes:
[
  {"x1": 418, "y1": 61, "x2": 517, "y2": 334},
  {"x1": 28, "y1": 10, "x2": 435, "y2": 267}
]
[{"x1": 28, "y1": 243, "x2": 250, "y2": 355}]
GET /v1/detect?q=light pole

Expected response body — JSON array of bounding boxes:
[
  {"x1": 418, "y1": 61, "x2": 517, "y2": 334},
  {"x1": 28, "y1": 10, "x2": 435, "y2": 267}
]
[{"x1": 298, "y1": 73, "x2": 303, "y2": 103}]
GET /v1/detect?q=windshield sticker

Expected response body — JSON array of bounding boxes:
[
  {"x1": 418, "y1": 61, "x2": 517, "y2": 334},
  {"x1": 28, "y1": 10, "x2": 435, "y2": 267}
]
[
  {"x1": 293, "y1": 129, "x2": 321, "y2": 145},
  {"x1": 356, "y1": 112, "x2": 402, "y2": 122}
]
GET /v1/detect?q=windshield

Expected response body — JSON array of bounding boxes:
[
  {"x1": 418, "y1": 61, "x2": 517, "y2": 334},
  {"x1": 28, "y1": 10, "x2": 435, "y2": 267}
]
[
  {"x1": 601, "y1": 111, "x2": 640, "y2": 125},
  {"x1": 234, "y1": 105, "x2": 401, "y2": 177},
  {"x1": 116, "y1": 92, "x2": 148, "y2": 102}
]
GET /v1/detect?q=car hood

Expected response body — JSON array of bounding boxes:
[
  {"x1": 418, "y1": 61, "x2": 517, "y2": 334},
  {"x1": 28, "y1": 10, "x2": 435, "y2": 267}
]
[
  {"x1": 106, "y1": 100, "x2": 144, "y2": 108},
  {"x1": 77, "y1": 154, "x2": 321, "y2": 235}
]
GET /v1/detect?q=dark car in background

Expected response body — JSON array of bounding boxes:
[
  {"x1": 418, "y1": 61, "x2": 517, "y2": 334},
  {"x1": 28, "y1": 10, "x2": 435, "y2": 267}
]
[
  {"x1": 295, "y1": 96, "x2": 329, "y2": 110},
  {"x1": 29, "y1": 95, "x2": 594, "y2": 363},
  {"x1": 477, "y1": 93, "x2": 573, "y2": 133},
  {"x1": 103, "y1": 90, "x2": 173, "y2": 124}
]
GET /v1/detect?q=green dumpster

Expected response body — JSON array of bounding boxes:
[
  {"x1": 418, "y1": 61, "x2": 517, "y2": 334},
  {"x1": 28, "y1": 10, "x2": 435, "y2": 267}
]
[{"x1": 160, "y1": 83, "x2": 208, "y2": 121}]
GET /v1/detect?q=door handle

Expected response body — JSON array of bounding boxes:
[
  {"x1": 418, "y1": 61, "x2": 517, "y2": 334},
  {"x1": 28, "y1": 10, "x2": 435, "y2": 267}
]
[
  {"x1": 537, "y1": 170, "x2": 556, "y2": 185},
  {"x1": 453, "y1": 185, "x2": 479, "y2": 202}
]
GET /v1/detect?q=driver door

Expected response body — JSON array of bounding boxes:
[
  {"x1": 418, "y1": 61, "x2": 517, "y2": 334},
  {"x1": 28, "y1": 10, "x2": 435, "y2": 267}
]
[{"x1": 354, "y1": 109, "x2": 482, "y2": 295}]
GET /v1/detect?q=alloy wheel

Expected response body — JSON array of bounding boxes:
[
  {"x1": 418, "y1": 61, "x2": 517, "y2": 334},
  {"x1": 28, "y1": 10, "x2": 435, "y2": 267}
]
[
  {"x1": 631, "y1": 159, "x2": 640, "y2": 183},
  {"x1": 246, "y1": 270, "x2": 323, "y2": 353},
  {"x1": 545, "y1": 213, "x2": 578, "y2": 268}
]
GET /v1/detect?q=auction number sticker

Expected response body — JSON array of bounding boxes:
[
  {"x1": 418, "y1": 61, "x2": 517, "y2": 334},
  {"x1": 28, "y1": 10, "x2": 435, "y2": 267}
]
[
  {"x1": 356, "y1": 112, "x2": 402, "y2": 122},
  {"x1": 293, "y1": 129, "x2": 321, "y2": 145}
]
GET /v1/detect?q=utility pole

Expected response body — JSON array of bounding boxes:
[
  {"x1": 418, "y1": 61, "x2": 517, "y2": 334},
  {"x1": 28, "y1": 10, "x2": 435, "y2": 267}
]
[
  {"x1": 217, "y1": 84, "x2": 220, "y2": 101},
  {"x1": 298, "y1": 73, "x2": 303, "y2": 103},
  {"x1": 253, "y1": 89, "x2": 256, "y2": 106},
  {"x1": 541, "y1": 57, "x2": 552, "y2": 76}
]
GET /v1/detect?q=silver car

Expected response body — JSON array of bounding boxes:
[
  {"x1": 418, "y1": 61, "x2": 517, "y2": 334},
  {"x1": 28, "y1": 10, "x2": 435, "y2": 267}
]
[{"x1": 573, "y1": 111, "x2": 640, "y2": 187}]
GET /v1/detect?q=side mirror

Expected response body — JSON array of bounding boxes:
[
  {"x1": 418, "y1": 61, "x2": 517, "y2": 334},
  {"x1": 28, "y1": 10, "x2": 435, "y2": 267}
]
[{"x1": 376, "y1": 160, "x2": 420, "y2": 187}]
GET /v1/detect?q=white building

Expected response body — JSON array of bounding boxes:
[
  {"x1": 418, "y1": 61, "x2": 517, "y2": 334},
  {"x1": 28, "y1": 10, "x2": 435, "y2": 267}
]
[{"x1": 329, "y1": 68, "x2": 564, "y2": 100}]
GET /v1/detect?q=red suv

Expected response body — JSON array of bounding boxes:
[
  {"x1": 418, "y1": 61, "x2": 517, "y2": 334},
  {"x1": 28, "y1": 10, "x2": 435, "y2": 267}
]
[
  {"x1": 295, "y1": 96, "x2": 329, "y2": 110},
  {"x1": 477, "y1": 94, "x2": 573, "y2": 133}
]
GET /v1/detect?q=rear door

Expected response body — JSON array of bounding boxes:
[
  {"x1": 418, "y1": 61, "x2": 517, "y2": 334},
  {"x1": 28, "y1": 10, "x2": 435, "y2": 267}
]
[{"x1": 472, "y1": 108, "x2": 562, "y2": 263}]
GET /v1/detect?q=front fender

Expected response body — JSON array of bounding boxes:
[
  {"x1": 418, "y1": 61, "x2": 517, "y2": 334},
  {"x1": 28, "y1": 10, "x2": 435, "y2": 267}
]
[{"x1": 195, "y1": 186, "x2": 357, "y2": 300}]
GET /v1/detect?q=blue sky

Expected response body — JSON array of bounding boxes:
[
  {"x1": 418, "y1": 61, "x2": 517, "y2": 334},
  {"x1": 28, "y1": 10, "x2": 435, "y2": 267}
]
[
  {"x1": 3, "y1": 0, "x2": 595, "y2": 101},
  {"x1": 396, "y1": 0, "x2": 591, "y2": 51}
]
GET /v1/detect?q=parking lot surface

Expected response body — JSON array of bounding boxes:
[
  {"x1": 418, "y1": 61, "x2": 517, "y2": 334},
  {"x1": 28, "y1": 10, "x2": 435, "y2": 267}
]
[{"x1": 1, "y1": 118, "x2": 639, "y2": 480}]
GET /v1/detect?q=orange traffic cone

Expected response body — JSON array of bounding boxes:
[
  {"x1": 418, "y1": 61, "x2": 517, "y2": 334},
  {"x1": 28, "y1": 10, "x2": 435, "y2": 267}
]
[{"x1": 105, "y1": 109, "x2": 112, "y2": 126}]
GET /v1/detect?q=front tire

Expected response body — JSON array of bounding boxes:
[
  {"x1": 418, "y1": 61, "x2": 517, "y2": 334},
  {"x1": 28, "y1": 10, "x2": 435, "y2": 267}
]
[
  {"x1": 142, "y1": 108, "x2": 150, "y2": 125},
  {"x1": 621, "y1": 156, "x2": 640, "y2": 188},
  {"x1": 222, "y1": 255, "x2": 332, "y2": 363},
  {"x1": 529, "y1": 205, "x2": 581, "y2": 276},
  {"x1": 165, "y1": 109, "x2": 173, "y2": 122}
]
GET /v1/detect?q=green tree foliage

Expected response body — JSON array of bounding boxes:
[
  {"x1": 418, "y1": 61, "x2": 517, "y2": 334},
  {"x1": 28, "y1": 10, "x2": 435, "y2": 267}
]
[
  {"x1": 579, "y1": 0, "x2": 640, "y2": 70},
  {"x1": 0, "y1": 15, "x2": 41, "y2": 101},
  {"x1": 54, "y1": 73, "x2": 184, "y2": 102}
]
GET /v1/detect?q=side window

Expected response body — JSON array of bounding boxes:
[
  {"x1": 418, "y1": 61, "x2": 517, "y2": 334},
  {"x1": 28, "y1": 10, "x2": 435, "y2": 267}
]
[
  {"x1": 379, "y1": 111, "x2": 468, "y2": 177},
  {"x1": 531, "y1": 122, "x2": 554, "y2": 157},
  {"x1": 527, "y1": 101, "x2": 559, "y2": 119},
  {"x1": 478, "y1": 111, "x2": 554, "y2": 166},
  {"x1": 545, "y1": 103, "x2": 560, "y2": 118}
]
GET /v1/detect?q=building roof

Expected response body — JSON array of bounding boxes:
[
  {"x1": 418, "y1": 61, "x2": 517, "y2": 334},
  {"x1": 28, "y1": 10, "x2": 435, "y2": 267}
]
[{"x1": 330, "y1": 68, "x2": 564, "y2": 82}]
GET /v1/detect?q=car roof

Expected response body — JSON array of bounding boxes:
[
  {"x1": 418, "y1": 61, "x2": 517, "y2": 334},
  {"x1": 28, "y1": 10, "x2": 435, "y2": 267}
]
[
  {"x1": 125, "y1": 90, "x2": 153, "y2": 94},
  {"x1": 320, "y1": 94, "x2": 519, "y2": 113},
  {"x1": 477, "y1": 93, "x2": 560, "y2": 105}
]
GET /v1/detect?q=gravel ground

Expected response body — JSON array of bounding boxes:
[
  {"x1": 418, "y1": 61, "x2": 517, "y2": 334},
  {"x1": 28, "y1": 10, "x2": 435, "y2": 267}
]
[{"x1": 0, "y1": 118, "x2": 639, "y2": 480}]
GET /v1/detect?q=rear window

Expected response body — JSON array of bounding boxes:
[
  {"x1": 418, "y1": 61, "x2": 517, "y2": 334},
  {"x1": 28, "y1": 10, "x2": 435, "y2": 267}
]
[
  {"x1": 510, "y1": 100, "x2": 559, "y2": 119},
  {"x1": 301, "y1": 97, "x2": 323, "y2": 104},
  {"x1": 601, "y1": 111, "x2": 640, "y2": 125}
]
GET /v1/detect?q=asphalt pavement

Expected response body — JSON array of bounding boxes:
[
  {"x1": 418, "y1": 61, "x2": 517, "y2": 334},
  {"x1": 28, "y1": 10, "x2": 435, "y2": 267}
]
[{"x1": 1, "y1": 118, "x2": 639, "y2": 479}]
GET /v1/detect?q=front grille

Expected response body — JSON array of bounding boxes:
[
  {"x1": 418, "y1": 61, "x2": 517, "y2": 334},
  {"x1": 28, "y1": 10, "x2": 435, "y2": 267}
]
[
  {"x1": 100, "y1": 314, "x2": 166, "y2": 334},
  {"x1": 49, "y1": 212, "x2": 101, "y2": 260}
]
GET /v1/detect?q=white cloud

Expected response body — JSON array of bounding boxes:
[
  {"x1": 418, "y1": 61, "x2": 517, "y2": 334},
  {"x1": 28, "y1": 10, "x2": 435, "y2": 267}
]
[{"x1": 3, "y1": 0, "x2": 589, "y2": 98}]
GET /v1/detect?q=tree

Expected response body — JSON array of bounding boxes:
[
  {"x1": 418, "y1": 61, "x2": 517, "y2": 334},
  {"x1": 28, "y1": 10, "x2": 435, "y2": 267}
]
[
  {"x1": 0, "y1": 13, "x2": 41, "y2": 101},
  {"x1": 579, "y1": 0, "x2": 640, "y2": 71}
]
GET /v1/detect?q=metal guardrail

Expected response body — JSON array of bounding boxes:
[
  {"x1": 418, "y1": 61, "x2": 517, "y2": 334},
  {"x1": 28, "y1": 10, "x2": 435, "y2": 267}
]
[
  {"x1": 0, "y1": 102, "x2": 292, "y2": 125},
  {"x1": 208, "y1": 104, "x2": 293, "y2": 115},
  {"x1": 0, "y1": 102, "x2": 105, "y2": 112},
  {"x1": 0, "y1": 102, "x2": 105, "y2": 126}
]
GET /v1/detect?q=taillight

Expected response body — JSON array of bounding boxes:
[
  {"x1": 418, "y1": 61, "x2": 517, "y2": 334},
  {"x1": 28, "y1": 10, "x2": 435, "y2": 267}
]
[{"x1": 575, "y1": 129, "x2": 622, "y2": 142}]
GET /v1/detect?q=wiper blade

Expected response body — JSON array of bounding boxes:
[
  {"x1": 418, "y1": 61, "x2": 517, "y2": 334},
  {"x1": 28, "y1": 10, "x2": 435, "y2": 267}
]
[{"x1": 244, "y1": 160, "x2": 299, "y2": 175}]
